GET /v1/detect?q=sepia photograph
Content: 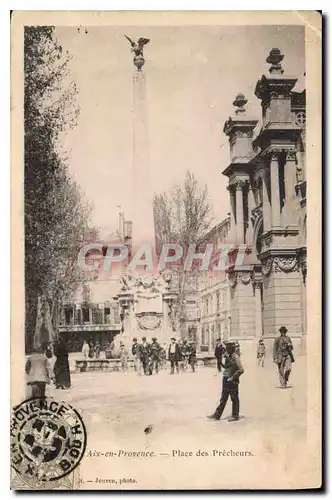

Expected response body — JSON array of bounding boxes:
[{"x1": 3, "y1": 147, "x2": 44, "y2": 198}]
[{"x1": 10, "y1": 11, "x2": 321, "y2": 490}]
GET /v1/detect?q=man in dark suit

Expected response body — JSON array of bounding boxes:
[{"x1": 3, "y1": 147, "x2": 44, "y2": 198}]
[
  {"x1": 188, "y1": 342, "x2": 197, "y2": 373},
  {"x1": 139, "y1": 337, "x2": 151, "y2": 375},
  {"x1": 149, "y1": 337, "x2": 161, "y2": 374},
  {"x1": 132, "y1": 337, "x2": 141, "y2": 375},
  {"x1": 208, "y1": 340, "x2": 244, "y2": 422},
  {"x1": 168, "y1": 337, "x2": 180, "y2": 375},
  {"x1": 273, "y1": 326, "x2": 294, "y2": 388}
]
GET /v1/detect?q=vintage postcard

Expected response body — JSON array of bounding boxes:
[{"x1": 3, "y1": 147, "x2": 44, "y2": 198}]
[{"x1": 11, "y1": 11, "x2": 322, "y2": 490}]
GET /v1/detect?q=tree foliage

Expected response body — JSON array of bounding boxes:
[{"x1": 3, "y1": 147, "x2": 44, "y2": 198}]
[
  {"x1": 153, "y1": 171, "x2": 213, "y2": 332},
  {"x1": 24, "y1": 26, "x2": 95, "y2": 351}
]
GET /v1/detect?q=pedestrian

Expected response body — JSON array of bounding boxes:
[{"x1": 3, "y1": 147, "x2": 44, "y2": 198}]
[
  {"x1": 140, "y1": 336, "x2": 151, "y2": 375},
  {"x1": 180, "y1": 340, "x2": 191, "y2": 371},
  {"x1": 168, "y1": 337, "x2": 180, "y2": 375},
  {"x1": 45, "y1": 344, "x2": 55, "y2": 382},
  {"x1": 88, "y1": 341, "x2": 94, "y2": 358},
  {"x1": 132, "y1": 337, "x2": 142, "y2": 375},
  {"x1": 257, "y1": 338, "x2": 266, "y2": 367},
  {"x1": 119, "y1": 343, "x2": 129, "y2": 372},
  {"x1": 208, "y1": 340, "x2": 244, "y2": 422},
  {"x1": 149, "y1": 337, "x2": 161, "y2": 374},
  {"x1": 82, "y1": 340, "x2": 89, "y2": 359},
  {"x1": 178, "y1": 341, "x2": 184, "y2": 371},
  {"x1": 53, "y1": 338, "x2": 71, "y2": 389},
  {"x1": 215, "y1": 338, "x2": 225, "y2": 373},
  {"x1": 188, "y1": 342, "x2": 197, "y2": 373},
  {"x1": 25, "y1": 346, "x2": 53, "y2": 398},
  {"x1": 45, "y1": 343, "x2": 53, "y2": 360},
  {"x1": 94, "y1": 341, "x2": 101, "y2": 359},
  {"x1": 273, "y1": 326, "x2": 295, "y2": 388},
  {"x1": 159, "y1": 346, "x2": 167, "y2": 370}
]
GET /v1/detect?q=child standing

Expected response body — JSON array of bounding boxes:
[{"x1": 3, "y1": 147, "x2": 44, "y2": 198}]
[{"x1": 119, "y1": 343, "x2": 129, "y2": 372}]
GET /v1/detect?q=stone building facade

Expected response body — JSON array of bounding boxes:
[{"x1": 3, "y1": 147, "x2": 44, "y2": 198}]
[
  {"x1": 198, "y1": 218, "x2": 231, "y2": 353},
  {"x1": 222, "y1": 48, "x2": 306, "y2": 353},
  {"x1": 179, "y1": 272, "x2": 201, "y2": 345},
  {"x1": 58, "y1": 214, "x2": 132, "y2": 351}
]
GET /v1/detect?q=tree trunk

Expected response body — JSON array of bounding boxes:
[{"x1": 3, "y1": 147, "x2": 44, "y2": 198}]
[
  {"x1": 34, "y1": 295, "x2": 55, "y2": 350},
  {"x1": 42, "y1": 299, "x2": 54, "y2": 345},
  {"x1": 34, "y1": 295, "x2": 43, "y2": 350},
  {"x1": 51, "y1": 298, "x2": 60, "y2": 343}
]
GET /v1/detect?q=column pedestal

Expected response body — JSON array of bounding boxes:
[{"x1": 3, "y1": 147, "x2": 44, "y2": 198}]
[
  {"x1": 261, "y1": 254, "x2": 302, "y2": 347},
  {"x1": 228, "y1": 269, "x2": 255, "y2": 340}
]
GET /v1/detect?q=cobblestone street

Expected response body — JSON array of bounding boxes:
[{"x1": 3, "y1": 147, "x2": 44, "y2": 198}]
[{"x1": 46, "y1": 354, "x2": 308, "y2": 489}]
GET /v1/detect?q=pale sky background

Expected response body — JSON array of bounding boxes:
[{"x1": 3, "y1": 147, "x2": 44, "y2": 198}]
[{"x1": 55, "y1": 25, "x2": 305, "y2": 239}]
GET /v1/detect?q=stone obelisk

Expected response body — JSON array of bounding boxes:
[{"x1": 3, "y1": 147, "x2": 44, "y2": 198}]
[
  {"x1": 130, "y1": 40, "x2": 155, "y2": 259},
  {"x1": 116, "y1": 37, "x2": 177, "y2": 350}
]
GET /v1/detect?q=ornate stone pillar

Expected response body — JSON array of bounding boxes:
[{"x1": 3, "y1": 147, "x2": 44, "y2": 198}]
[
  {"x1": 246, "y1": 182, "x2": 255, "y2": 245},
  {"x1": 228, "y1": 185, "x2": 236, "y2": 245},
  {"x1": 284, "y1": 151, "x2": 298, "y2": 226},
  {"x1": 270, "y1": 152, "x2": 281, "y2": 227},
  {"x1": 262, "y1": 171, "x2": 271, "y2": 232},
  {"x1": 235, "y1": 181, "x2": 244, "y2": 244},
  {"x1": 254, "y1": 281, "x2": 263, "y2": 338}
]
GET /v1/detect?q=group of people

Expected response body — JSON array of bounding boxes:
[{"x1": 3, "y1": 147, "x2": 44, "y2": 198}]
[
  {"x1": 131, "y1": 336, "x2": 197, "y2": 376},
  {"x1": 209, "y1": 326, "x2": 295, "y2": 422},
  {"x1": 81, "y1": 340, "x2": 102, "y2": 359},
  {"x1": 169, "y1": 337, "x2": 197, "y2": 374},
  {"x1": 25, "y1": 325, "x2": 295, "y2": 422},
  {"x1": 131, "y1": 336, "x2": 163, "y2": 375},
  {"x1": 25, "y1": 338, "x2": 71, "y2": 398}
]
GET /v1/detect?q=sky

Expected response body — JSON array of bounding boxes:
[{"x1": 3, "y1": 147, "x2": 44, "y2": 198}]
[{"x1": 55, "y1": 25, "x2": 305, "y2": 239}]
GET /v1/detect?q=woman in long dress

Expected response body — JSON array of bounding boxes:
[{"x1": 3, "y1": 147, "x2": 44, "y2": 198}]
[{"x1": 54, "y1": 338, "x2": 71, "y2": 389}]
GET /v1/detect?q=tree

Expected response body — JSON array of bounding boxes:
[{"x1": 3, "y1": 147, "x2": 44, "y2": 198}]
[
  {"x1": 24, "y1": 27, "x2": 95, "y2": 351},
  {"x1": 153, "y1": 171, "x2": 213, "y2": 331}
]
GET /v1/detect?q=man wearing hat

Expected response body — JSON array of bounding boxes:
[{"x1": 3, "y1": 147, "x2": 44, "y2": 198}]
[
  {"x1": 149, "y1": 337, "x2": 161, "y2": 375},
  {"x1": 119, "y1": 343, "x2": 129, "y2": 373},
  {"x1": 139, "y1": 336, "x2": 151, "y2": 376},
  {"x1": 208, "y1": 340, "x2": 244, "y2": 422},
  {"x1": 215, "y1": 338, "x2": 226, "y2": 373},
  {"x1": 188, "y1": 342, "x2": 197, "y2": 373},
  {"x1": 180, "y1": 339, "x2": 191, "y2": 371},
  {"x1": 168, "y1": 337, "x2": 180, "y2": 375},
  {"x1": 132, "y1": 337, "x2": 141, "y2": 375},
  {"x1": 273, "y1": 326, "x2": 294, "y2": 388}
]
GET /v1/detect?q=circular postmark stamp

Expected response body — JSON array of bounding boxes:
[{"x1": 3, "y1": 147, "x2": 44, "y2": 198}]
[{"x1": 11, "y1": 397, "x2": 87, "y2": 484}]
